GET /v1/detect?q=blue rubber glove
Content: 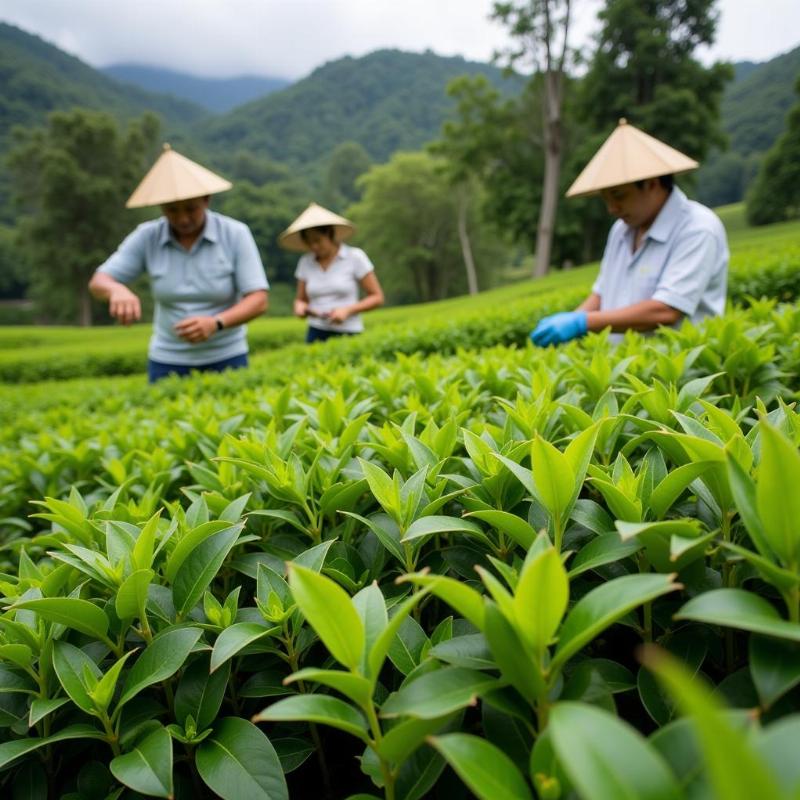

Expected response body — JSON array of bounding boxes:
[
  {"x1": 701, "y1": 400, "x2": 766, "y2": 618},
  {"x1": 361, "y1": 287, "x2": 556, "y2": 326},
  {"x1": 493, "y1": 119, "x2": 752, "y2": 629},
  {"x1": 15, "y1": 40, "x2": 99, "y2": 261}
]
[{"x1": 530, "y1": 311, "x2": 588, "y2": 347}]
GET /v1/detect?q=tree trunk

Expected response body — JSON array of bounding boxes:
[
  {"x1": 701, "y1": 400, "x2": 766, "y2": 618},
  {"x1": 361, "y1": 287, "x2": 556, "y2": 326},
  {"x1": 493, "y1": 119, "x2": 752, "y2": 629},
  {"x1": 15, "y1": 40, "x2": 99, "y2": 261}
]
[
  {"x1": 534, "y1": 69, "x2": 562, "y2": 279},
  {"x1": 456, "y1": 187, "x2": 479, "y2": 295},
  {"x1": 77, "y1": 283, "x2": 92, "y2": 326}
]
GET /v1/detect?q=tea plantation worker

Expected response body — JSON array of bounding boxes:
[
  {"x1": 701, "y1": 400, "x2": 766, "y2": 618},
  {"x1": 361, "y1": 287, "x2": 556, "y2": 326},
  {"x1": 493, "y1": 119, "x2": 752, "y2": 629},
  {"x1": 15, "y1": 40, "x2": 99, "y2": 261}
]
[
  {"x1": 280, "y1": 203, "x2": 384, "y2": 344},
  {"x1": 530, "y1": 119, "x2": 729, "y2": 347},
  {"x1": 89, "y1": 144, "x2": 269, "y2": 383}
]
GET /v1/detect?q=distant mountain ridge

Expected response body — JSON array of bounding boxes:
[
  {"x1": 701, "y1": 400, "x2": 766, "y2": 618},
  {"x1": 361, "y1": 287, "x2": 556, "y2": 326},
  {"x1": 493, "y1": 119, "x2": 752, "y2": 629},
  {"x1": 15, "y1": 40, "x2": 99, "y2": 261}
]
[
  {"x1": 0, "y1": 22, "x2": 208, "y2": 152},
  {"x1": 199, "y1": 49, "x2": 526, "y2": 166},
  {"x1": 102, "y1": 64, "x2": 291, "y2": 113}
]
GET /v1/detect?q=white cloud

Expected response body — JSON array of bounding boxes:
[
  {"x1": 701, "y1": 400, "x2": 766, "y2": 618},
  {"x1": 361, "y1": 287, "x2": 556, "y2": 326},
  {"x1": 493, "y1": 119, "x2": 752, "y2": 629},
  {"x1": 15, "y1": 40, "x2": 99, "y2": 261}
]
[{"x1": 1, "y1": 0, "x2": 798, "y2": 79}]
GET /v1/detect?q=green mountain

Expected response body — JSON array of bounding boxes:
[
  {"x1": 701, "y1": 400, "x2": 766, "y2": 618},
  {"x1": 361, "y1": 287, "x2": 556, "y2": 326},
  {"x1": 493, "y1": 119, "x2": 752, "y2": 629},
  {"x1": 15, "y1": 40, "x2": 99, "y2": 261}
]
[
  {"x1": 199, "y1": 49, "x2": 524, "y2": 166},
  {"x1": 102, "y1": 64, "x2": 290, "y2": 113},
  {"x1": 723, "y1": 45, "x2": 800, "y2": 155},
  {"x1": 0, "y1": 22, "x2": 208, "y2": 153},
  {"x1": 696, "y1": 45, "x2": 800, "y2": 206}
]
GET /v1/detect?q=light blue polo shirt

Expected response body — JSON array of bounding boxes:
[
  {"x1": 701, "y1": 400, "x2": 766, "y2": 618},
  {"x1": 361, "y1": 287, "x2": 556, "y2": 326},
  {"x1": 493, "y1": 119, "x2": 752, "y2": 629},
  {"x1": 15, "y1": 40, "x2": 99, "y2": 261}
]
[
  {"x1": 97, "y1": 211, "x2": 269, "y2": 365},
  {"x1": 593, "y1": 187, "x2": 728, "y2": 339}
]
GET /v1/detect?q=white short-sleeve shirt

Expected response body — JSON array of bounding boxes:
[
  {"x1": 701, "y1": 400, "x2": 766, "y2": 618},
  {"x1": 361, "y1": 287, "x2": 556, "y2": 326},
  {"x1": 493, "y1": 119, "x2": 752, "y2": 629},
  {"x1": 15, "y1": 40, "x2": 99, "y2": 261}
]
[
  {"x1": 295, "y1": 244, "x2": 374, "y2": 333},
  {"x1": 592, "y1": 187, "x2": 729, "y2": 341},
  {"x1": 97, "y1": 211, "x2": 269, "y2": 364}
]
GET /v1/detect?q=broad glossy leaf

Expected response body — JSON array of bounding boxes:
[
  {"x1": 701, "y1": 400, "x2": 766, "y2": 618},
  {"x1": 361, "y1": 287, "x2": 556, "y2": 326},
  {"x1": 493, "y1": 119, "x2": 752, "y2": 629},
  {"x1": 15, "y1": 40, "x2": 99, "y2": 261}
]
[
  {"x1": 398, "y1": 573, "x2": 484, "y2": 630},
  {"x1": 353, "y1": 582, "x2": 388, "y2": 663},
  {"x1": 756, "y1": 422, "x2": 800, "y2": 566},
  {"x1": 531, "y1": 437, "x2": 574, "y2": 526},
  {"x1": 643, "y1": 647, "x2": 783, "y2": 800},
  {"x1": 550, "y1": 702, "x2": 681, "y2": 800},
  {"x1": 288, "y1": 564, "x2": 364, "y2": 671},
  {"x1": 11, "y1": 598, "x2": 109, "y2": 640},
  {"x1": 253, "y1": 694, "x2": 369, "y2": 741},
  {"x1": 0, "y1": 724, "x2": 106, "y2": 770},
  {"x1": 175, "y1": 656, "x2": 230, "y2": 731},
  {"x1": 368, "y1": 588, "x2": 429, "y2": 680},
  {"x1": 284, "y1": 668, "x2": 372, "y2": 708},
  {"x1": 173, "y1": 527, "x2": 242, "y2": 617},
  {"x1": 377, "y1": 714, "x2": 454, "y2": 765},
  {"x1": 513, "y1": 547, "x2": 568, "y2": 654},
  {"x1": 110, "y1": 725, "x2": 172, "y2": 798},
  {"x1": 381, "y1": 667, "x2": 499, "y2": 719},
  {"x1": 210, "y1": 623, "x2": 276, "y2": 673},
  {"x1": 272, "y1": 737, "x2": 314, "y2": 774},
  {"x1": 165, "y1": 520, "x2": 240, "y2": 582},
  {"x1": 429, "y1": 733, "x2": 532, "y2": 800},
  {"x1": 568, "y1": 533, "x2": 641, "y2": 578},
  {"x1": 552, "y1": 574, "x2": 680, "y2": 671},
  {"x1": 402, "y1": 515, "x2": 487, "y2": 545},
  {"x1": 29, "y1": 696, "x2": 70, "y2": 727},
  {"x1": 117, "y1": 627, "x2": 203, "y2": 708},
  {"x1": 115, "y1": 568, "x2": 154, "y2": 620},
  {"x1": 648, "y1": 461, "x2": 716, "y2": 519},
  {"x1": 754, "y1": 717, "x2": 800, "y2": 796},
  {"x1": 676, "y1": 588, "x2": 800, "y2": 641},
  {"x1": 52, "y1": 641, "x2": 101, "y2": 714},
  {"x1": 387, "y1": 615, "x2": 428, "y2": 676},
  {"x1": 196, "y1": 717, "x2": 288, "y2": 800},
  {"x1": 464, "y1": 510, "x2": 536, "y2": 549},
  {"x1": 749, "y1": 635, "x2": 800, "y2": 709}
]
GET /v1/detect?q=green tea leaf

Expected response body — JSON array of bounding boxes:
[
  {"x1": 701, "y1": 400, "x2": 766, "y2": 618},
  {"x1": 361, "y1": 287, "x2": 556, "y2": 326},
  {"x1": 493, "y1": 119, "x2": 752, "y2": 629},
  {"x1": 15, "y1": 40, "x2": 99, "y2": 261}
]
[
  {"x1": 428, "y1": 733, "x2": 532, "y2": 800},
  {"x1": 11, "y1": 598, "x2": 109, "y2": 641},
  {"x1": 288, "y1": 564, "x2": 364, "y2": 672},
  {"x1": 253, "y1": 694, "x2": 369, "y2": 741},
  {"x1": 381, "y1": 667, "x2": 499, "y2": 719},
  {"x1": 110, "y1": 725, "x2": 172, "y2": 798},
  {"x1": 117, "y1": 627, "x2": 202, "y2": 709},
  {"x1": 210, "y1": 623, "x2": 276, "y2": 673},
  {"x1": 550, "y1": 702, "x2": 681, "y2": 800},
  {"x1": 115, "y1": 568, "x2": 154, "y2": 621},
  {"x1": 676, "y1": 589, "x2": 800, "y2": 641},
  {"x1": 196, "y1": 717, "x2": 288, "y2": 800}
]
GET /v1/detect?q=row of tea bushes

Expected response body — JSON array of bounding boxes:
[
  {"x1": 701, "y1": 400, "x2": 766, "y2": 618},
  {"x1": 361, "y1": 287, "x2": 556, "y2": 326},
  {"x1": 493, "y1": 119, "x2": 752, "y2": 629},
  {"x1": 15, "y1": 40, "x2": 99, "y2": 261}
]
[{"x1": 1, "y1": 295, "x2": 800, "y2": 797}]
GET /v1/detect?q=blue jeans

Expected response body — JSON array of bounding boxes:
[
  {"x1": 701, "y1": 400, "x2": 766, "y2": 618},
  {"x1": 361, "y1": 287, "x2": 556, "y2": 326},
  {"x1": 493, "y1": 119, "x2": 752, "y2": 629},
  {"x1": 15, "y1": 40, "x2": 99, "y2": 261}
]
[
  {"x1": 147, "y1": 353, "x2": 249, "y2": 384},
  {"x1": 305, "y1": 326, "x2": 357, "y2": 344}
]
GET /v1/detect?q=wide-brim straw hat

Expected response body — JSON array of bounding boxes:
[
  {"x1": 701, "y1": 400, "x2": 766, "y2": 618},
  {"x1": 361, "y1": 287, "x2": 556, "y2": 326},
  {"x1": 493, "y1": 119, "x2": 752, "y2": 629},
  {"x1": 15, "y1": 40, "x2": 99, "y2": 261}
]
[
  {"x1": 278, "y1": 203, "x2": 355, "y2": 252},
  {"x1": 126, "y1": 144, "x2": 233, "y2": 208},
  {"x1": 566, "y1": 119, "x2": 699, "y2": 198}
]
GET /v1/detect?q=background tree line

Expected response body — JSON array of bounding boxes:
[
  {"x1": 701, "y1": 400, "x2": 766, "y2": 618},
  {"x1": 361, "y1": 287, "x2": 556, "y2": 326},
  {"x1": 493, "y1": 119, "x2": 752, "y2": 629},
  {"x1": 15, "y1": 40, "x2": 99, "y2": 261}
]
[{"x1": 3, "y1": 2, "x2": 799, "y2": 324}]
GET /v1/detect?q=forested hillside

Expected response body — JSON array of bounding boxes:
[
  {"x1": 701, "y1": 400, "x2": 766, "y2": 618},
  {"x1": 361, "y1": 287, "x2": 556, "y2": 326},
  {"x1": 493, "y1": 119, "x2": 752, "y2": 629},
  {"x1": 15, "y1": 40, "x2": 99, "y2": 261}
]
[
  {"x1": 102, "y1": 63, "x2": 291, "y2": 113},
  {"x1": 199, "y1": 49, "x2": 525, "y2": 165},
  {"x1": 0, "y1": 22, "x2": 208, "y2": 152},
  {"x1": 696, "y1": 44, "x2": 800, "y2": 206}
]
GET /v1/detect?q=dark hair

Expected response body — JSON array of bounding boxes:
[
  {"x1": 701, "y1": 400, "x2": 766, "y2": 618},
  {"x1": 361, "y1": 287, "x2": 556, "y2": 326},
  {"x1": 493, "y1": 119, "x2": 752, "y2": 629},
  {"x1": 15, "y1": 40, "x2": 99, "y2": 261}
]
[
  {"x1": 634, "y1": 175, "x2": 674, "y2": 191},
  {"x1": 300, "y1": 225, "x2": 336, "y2": 243}
]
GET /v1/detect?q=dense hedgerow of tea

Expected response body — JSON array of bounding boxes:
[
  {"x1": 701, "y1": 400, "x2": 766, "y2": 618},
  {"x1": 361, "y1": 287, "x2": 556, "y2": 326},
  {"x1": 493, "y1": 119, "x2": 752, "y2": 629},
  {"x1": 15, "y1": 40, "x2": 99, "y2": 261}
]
[{"x1": 1, "y1": 221, "x2": 800, "y2": 798}]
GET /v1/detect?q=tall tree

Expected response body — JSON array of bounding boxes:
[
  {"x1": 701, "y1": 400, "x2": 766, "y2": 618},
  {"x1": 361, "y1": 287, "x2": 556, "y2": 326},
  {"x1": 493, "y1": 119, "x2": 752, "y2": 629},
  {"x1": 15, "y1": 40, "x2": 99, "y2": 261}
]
[
  {"x1": 577, "y1": 0, "x2": 731, "y2": 164},
  {"x1": 492, "y1": 0, "x2": 575, "y2": 278},
  {"x1": 7, "y1": 109, "x2": 160, "y2": 325},
  {"x1": 322, "y1": 141, "x2": 372, "y2": 210},
  {"x1": 348, "y1": 152, "x2": 505, "y2": 304},
  {"x1": 746, "y1": 77, "x2": 800, "y2": 225}
]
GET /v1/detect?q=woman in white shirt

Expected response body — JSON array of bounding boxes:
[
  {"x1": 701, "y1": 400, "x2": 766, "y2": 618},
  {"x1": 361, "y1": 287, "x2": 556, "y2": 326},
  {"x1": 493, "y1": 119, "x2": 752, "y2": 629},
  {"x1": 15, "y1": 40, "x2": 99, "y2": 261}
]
[{"x1": 280, "y1": 203, "x2": 384, "y2": 343}]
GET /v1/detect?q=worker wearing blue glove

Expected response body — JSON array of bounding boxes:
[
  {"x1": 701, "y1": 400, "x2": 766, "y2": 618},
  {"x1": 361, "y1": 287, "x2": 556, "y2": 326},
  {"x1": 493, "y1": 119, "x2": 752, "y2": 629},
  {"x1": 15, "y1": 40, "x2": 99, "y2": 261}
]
[
  {"x1": 530, "y1": 311, "x2": 587, "y2": 346},
  {"x1": 530, "y1": 120, "x2": 728, "y2": 348}
]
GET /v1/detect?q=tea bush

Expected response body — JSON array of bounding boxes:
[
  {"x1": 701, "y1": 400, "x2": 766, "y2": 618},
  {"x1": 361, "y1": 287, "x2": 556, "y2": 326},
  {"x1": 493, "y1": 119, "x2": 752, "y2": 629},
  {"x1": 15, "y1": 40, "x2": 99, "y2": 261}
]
[{"x1": 2, "y1": 287, "x2": 800, "y2": 798}]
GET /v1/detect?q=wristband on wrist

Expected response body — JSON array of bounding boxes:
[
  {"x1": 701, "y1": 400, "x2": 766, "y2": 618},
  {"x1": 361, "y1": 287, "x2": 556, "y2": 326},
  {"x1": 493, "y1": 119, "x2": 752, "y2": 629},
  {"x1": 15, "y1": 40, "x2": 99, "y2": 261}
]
[{"x1": 215, "y1": 316, "x2": 225, "y2": 332}]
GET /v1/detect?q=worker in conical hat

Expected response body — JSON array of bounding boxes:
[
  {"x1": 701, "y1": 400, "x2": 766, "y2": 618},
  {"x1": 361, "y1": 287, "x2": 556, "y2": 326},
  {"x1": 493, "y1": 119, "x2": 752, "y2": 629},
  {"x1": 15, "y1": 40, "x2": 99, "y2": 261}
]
[
  {"x1": 279, "y1": 203, "x2": 384, "y2": 344},
  {"x1": 89, "y1": 145, "x2": 269, "y2": 382},
  {"x1": 530, "y1": 119, "x2": 729, "y2": 346}
]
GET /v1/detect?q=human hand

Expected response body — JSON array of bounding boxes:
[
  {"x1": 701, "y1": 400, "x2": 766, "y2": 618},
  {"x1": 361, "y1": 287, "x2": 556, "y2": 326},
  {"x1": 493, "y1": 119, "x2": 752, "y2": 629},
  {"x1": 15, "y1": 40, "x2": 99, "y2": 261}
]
[
  {"x1": 530, "y1": 311, "x2": 588, "y2": 347},
  {"x1": 293, "y1": 299, "x2": 309, "y2": 318},
  {"x1": 108, "y1": 285, "x2": 141, "y2": 325},
  {"x1": 174, "y1": 315, "x2": 218, "y2": 343},
  {"x1": 326, "y1": 307, "x2": 350, "y2": 324}
]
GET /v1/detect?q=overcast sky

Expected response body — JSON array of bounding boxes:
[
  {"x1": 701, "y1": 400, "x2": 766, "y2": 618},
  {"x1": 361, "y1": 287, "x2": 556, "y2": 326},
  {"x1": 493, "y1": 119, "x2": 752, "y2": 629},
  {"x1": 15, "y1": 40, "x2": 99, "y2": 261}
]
[{"x1": 2, "y1": 0, "x2": 799, "y2": 80}]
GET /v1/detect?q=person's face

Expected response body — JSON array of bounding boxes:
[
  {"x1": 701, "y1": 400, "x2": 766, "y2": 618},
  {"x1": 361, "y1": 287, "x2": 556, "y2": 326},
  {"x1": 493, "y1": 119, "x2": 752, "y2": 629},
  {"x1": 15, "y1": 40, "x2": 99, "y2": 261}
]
[
  {"x1": 304, "y1": 229, "x2": 337, "y2": 260},
  {"x1": 161, "y1": 196, "x2": 209, "y2": 237},
  {"x1": 600, "y1": 180, "x2": 663, "y2": 228}
]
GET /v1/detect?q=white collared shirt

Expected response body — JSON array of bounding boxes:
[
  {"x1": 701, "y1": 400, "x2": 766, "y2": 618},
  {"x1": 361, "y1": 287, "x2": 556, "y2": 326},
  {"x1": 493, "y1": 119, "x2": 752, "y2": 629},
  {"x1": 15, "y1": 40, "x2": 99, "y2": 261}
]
[
  {"x1": 295, "y1": 244, "x2": 375, "y2": 333},
  {"x1": 593, "y1": 188, "x2": 729, "y2": 340}
]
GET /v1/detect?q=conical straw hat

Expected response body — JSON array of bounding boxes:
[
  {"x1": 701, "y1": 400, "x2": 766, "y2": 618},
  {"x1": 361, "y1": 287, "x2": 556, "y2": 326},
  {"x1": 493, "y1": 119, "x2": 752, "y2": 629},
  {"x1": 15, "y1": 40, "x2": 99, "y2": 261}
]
[
  {"x1": 566, "y1": 119, "x2": 699, "y2": 198},
  {"x1": 126, "y1": 144, "x2": 233, "y2": 208},
  {"x1": 278, "y1": 202, "x2": 356, "y2": 252}
]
